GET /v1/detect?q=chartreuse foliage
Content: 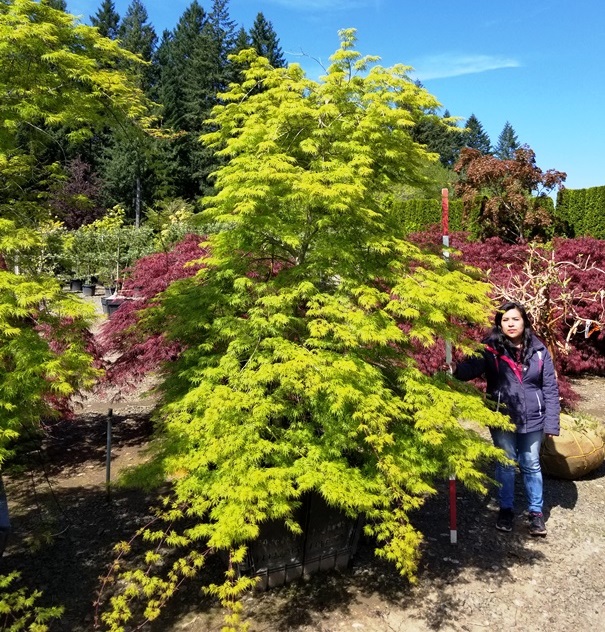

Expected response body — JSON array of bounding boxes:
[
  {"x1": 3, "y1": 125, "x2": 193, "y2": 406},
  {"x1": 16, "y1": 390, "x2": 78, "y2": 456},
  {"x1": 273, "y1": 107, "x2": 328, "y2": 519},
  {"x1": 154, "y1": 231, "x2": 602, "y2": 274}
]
[
  {"x1": 0, "y1": 0, "x2": 155, "y2": 228},
  {"x1": 0, "y1": 219, "x2": 100, "y2": 465},
  {"x1": 99, "y1": 31, "x2": 510, "y2": 630},
  {"x1": 0, "y1": 571, "x2": 63, "y2": 631},
  {"x1": 0, "y1": 0, "x2": 152, "y2": 150}
]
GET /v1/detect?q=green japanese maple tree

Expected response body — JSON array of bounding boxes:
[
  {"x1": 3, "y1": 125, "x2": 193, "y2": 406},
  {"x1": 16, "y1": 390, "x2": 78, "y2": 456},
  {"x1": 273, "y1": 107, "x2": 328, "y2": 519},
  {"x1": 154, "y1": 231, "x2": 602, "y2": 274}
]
[
  {"x1": 99, "y1": 31, "x2": 511, "y2": 628},
  {"x1": 0, "y1": 0, "x2": 153, "y2": 458}
]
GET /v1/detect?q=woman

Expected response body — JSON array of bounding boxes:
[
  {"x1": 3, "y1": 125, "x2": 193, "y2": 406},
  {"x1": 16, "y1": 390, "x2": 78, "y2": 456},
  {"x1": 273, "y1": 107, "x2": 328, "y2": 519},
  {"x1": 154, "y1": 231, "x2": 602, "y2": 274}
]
[{"x1": 451, "y1": 302, "x2": 560, "y2": 536}]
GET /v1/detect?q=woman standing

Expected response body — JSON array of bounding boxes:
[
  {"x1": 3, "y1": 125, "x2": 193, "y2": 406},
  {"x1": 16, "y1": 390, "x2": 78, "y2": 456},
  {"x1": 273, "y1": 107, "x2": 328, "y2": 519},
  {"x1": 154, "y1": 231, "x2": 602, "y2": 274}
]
[{"x1": 451, "y1": 302, "x2": 560, "y2": 536}]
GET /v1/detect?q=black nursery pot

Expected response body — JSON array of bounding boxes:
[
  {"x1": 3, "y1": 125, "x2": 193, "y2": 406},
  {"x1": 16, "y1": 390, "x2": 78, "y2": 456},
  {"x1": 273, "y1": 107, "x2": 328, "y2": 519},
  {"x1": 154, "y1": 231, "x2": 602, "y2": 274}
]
[
  {"x1": 106, "y1": 298, "x2": 126, "y2": 318},
  {"x1": 237, "y1": 492, "x2": 363, "y2": 590},
  {"x1": 69, "y1": 279, "x2": 83, "y2": 292},
  {"x1": 82, "y1": 283, "x2": 96, "y2": 297}
]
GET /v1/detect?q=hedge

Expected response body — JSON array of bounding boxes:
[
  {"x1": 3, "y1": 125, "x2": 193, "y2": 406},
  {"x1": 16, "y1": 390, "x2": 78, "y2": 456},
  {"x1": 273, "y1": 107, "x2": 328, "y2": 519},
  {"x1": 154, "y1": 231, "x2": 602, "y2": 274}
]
[
  {"x1": 392, "y1": 198, "x2": 465, "y2": 235},
  {"x1": 556, "y1": 185, "x2": 605, "y2": 238}
]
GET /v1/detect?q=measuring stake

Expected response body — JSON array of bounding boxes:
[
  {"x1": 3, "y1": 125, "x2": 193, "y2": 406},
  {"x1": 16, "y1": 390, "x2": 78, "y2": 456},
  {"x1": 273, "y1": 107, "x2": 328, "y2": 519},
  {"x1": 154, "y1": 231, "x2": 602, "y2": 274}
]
[{"x1": 442, "y1": 188, "x2": 457, "y2": 544}]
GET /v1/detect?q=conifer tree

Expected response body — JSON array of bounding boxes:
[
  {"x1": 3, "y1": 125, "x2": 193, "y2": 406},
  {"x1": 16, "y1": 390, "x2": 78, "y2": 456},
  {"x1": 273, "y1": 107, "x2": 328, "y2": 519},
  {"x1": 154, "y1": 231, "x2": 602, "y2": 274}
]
[
  {"x1": 464, "y1": 113, "x2": 491, "y2": 154},
  {"x1": 90, "y1": 0, "x2": 120, "y2": 39},
  {"x1": 46, "y1": 0, "x2": 67, "y2": 10},
  {"x1": 99, "y1": 0, "x2": 158, "y2": 222},
  {"x1": 494, "y1": 121, "x2": 520, "y2": 159},
  {"x1": 249, "y1": 12, "x2": 285, "y2": 67},
  {"x1": 153, "y1": 0, "x2": 238, "y2": 198},
  {"x1": 117, "y1": 0, "x2": 157, "y2": 90},
  {"x1": 233, "y1": 25, "x2": 250, "y2": 51},
  {"x1": 412, "y1": 108, "x2": 463, "y2": 168},
  {"x1": 105, "y1": 33, "x2": 507, "y2": 618}
]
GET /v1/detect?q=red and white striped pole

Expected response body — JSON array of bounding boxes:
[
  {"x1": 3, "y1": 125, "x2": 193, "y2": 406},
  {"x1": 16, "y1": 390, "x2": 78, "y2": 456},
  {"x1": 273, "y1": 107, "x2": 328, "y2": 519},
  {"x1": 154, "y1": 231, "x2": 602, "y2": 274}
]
[{"x1": 442, "y1": 188, "x2": 457, "y2": 545}]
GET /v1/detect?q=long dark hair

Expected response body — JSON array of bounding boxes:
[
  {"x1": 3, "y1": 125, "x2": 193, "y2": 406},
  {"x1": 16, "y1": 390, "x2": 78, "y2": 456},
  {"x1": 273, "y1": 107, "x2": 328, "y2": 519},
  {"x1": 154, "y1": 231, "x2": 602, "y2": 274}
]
[{"x1": 488, "y1": 301, "x2": 534, "y2": 362}]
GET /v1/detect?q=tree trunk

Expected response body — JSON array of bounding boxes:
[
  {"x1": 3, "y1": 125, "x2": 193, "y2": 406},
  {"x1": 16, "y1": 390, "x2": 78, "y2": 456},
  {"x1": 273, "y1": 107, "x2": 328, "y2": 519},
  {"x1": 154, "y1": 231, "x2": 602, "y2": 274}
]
[{"x1": 135, "y1": 176, "x2": 141, "y2": 228}]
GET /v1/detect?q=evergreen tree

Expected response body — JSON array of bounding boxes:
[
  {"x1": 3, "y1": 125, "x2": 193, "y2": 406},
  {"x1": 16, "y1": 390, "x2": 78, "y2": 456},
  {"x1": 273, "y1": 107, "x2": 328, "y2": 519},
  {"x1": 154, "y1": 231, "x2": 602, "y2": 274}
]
[
  {"x1": 233, "y1": 25, "x2": 250, "y2": 52},
  {"x1": 90, "y1": 0, "x2": 120, "y2": 39},
  {"x1": 118, "y1": 0, "x2": 157, "y2": 90},
  {"x1": 98, "y1": 0, "x2": 159, "y2": 221},
  {"x1": 208, "y1": 0, "x2": 237, "y2": 72},
  {"x1": 153, "y1": 0, "x2": 238, "y2": 199},
  {"x1": 494, "y1": 121, "x2": 520, "y2": 160},
  {"x1": 464, "y1": 113, "x2": 491, "y2": 154},
  {"x1": 249, "y1": 12, "x2": 285, "y2": 67},
  {"x1": 412, "y1": 109, "x2": 463, "y2": 168},
  {"x1": 46, "y1": 0, "x2": 67, "y2": 10}
]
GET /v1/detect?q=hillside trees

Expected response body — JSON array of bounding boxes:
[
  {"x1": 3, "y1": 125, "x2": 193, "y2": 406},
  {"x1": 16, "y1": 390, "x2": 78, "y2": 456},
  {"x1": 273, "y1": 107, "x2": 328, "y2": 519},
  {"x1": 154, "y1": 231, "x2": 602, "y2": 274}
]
[{"x1": 98, "y1": 31, "x2": 509, "y2": 626}]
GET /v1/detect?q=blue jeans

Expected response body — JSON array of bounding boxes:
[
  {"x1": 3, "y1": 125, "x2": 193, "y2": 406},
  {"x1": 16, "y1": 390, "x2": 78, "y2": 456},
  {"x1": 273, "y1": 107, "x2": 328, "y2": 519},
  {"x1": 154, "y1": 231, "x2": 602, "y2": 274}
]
[{"x1": 490, "y1": 429, "x2": 544, "y2": 514}]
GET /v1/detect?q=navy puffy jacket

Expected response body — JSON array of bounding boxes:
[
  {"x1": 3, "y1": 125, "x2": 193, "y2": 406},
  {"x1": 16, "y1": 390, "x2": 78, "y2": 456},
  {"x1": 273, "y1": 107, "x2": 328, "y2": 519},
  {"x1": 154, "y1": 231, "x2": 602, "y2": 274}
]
[{"x1": 454, "y1": 334, "x2": 560, "y2": 435}]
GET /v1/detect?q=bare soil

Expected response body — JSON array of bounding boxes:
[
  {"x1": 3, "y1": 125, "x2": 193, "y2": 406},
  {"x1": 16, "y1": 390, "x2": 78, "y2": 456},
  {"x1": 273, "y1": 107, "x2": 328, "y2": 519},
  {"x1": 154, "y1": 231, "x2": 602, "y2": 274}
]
[{"x1": 2, "y1": 300, "x2": 604, "y2": 631}]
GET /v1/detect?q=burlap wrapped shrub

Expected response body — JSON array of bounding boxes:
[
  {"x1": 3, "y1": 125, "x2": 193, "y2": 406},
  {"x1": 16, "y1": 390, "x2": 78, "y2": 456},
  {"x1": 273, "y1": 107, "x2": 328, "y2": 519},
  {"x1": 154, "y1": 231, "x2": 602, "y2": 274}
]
[{"x1": 540, "y1": 413, "x2": 605, "y2": 480}]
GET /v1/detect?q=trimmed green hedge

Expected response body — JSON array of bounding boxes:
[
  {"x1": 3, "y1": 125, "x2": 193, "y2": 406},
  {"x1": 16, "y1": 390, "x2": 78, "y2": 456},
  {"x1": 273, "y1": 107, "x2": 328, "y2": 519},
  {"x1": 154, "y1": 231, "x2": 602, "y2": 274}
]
[
  {"x1": 392, "y1": 198, "x2": 465, "y2": 235},
  {"x1": 556, "y1": 186, "x2": 605, "y2": 238}
]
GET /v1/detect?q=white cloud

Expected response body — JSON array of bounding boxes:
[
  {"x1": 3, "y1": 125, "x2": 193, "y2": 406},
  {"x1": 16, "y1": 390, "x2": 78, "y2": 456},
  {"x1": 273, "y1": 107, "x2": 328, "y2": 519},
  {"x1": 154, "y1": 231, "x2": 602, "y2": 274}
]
[{"x1": 413, "y1": 53, "x2": 521, "y2": 81}]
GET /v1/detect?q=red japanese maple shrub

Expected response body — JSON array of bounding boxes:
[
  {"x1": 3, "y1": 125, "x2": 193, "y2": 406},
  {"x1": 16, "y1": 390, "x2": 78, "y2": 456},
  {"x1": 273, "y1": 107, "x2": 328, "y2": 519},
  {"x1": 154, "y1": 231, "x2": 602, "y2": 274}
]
[
  {"x1": 97, "y1": 234, "x2": 209, "y2": 387},
  {"x1": 407, "y1": 230, "x2": 605, "y2": 407}
]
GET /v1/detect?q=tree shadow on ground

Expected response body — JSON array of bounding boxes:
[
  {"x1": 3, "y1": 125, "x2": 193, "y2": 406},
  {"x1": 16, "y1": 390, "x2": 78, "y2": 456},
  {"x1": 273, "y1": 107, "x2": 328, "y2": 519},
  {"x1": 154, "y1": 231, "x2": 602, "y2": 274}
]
[
  {"x1": 143, "y1": 465, "x2": 583, "y2": 632},
  {"x1": 8, "y1": 410, "x2": 154, "y2": 479}
]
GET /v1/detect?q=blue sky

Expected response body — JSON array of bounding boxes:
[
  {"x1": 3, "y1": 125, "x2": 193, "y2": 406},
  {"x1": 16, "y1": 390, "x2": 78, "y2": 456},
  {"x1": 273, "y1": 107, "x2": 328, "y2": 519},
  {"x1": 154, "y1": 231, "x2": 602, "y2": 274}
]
[{"x1": 67, "y1": 0, "x2": 604, "y2": 191}]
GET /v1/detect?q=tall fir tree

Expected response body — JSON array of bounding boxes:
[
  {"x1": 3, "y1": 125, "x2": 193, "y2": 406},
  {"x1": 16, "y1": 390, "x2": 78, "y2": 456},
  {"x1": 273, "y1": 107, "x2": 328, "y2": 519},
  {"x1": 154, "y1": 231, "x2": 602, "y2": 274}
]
[
  {"x1": 233, "y1": 25, "x2": 250, "y2": 52},
  {"x1": 118, "y1": 0, "x2": 157, "y2": 89},
  {"x1": 90, "y1": 0, "x2": 120, "y2": 39},
  {"x1": 46, "y1": 0, "x2": 67, "y2": 10},
  {"x1": 249, "y1": 12, "x2": 285, "y2": 67},
  {"x1": 464, "y1": 113, "x2": 491, "y2": 154},
  {"x1": 411, "y1": 109, "x2": 463, "y2": 168},
  {"x1": 494, "y1": 121, "x2": 520, "y2": 160},
  {"x1": 153, "y1": 0, "x2": 238, "y2": 199},
  {"x1": 99, "y1": 0, "x2": 159, "y2": 223}
]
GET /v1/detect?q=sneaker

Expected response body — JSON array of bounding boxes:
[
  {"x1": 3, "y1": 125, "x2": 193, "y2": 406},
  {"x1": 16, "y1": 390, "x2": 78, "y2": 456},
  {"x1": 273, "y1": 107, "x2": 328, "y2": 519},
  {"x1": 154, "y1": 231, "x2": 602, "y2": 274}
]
[
  {"x1": 496, "y1": 508, "x2": 514, "y2": 532},
  {"x1": 528, "y1": 512, "x2": 547, "y2": 536}
]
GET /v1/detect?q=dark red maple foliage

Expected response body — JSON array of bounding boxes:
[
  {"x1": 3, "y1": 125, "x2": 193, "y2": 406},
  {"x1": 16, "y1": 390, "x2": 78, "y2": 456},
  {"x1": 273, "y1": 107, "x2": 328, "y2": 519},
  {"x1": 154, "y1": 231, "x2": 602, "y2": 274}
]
[
  {"x1": 407, "y1": 227, "x2": 605, "y2": 408},
  {"x1": 97, "y1": 234, "x2": 209, "y2": 387},
  {"x1": 454, "y1": 146, "x2": 566, "y2": 243},
  {"x1": 49, "y1": 157, "x2": 105, "y2": 230}
]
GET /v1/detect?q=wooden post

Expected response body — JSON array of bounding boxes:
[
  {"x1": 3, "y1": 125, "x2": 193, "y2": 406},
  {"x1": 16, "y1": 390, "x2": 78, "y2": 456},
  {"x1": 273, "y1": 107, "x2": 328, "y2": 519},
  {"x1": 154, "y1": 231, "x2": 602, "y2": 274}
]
[{"x1": 106, "y1": 408, "x2": 113, "y2": 502}]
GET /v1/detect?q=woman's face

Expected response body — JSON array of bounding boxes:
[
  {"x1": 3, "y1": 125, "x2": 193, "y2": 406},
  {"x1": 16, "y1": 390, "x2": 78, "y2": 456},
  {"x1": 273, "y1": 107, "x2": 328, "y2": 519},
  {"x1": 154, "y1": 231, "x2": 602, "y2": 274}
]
[{"x1": 501, "y1": 308, "x2": 525, "y2": 343}]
